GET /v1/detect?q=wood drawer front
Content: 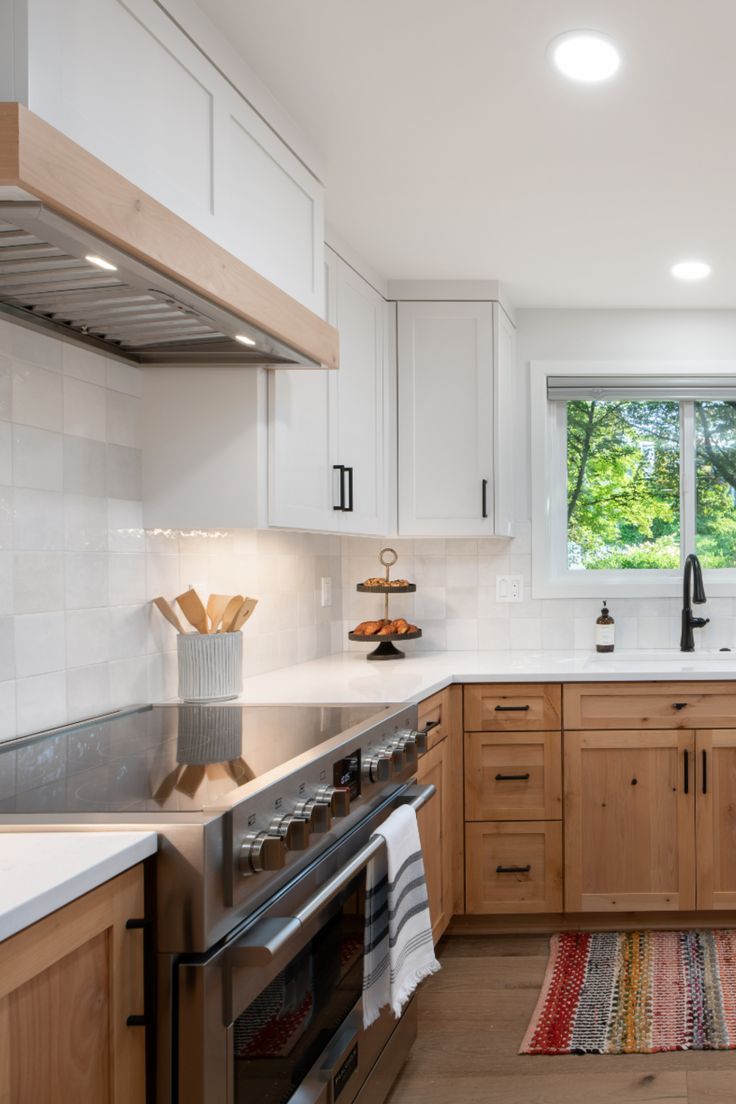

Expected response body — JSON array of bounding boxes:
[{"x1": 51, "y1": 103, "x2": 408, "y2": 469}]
[
  {"x1": 464, "y1": 684, "x2": 561, "y2": 731},
  {"x1": 465, "y1": 821, "x2": 563, "y2": 914},
  {"x1": 564, "y1": 681, "x2": 736, "y2": 730},
  {"x1": 465, "y1": 731, "x2": 562, "y2": 821},
  {"x1": 418, "y1": 688, "x2": 451, "y2": 751}
]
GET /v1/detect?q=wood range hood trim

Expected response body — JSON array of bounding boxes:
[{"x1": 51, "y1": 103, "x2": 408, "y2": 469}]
[{"x1": 0, "y1": 102, "x2": 339, "y2": 369}]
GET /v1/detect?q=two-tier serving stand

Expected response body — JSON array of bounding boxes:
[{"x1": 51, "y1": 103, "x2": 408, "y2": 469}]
[{"x1": 348, "y1": 548, "x2": 422, "y2": 660}]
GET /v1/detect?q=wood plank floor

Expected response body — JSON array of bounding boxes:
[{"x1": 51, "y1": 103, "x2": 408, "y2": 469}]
[{"x1": 385, "y1": 935, "x2": 736, "y2": 1104}]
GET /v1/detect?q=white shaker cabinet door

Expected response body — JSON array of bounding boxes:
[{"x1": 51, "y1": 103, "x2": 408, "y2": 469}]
[
  {"x1": 268, "y1": 367, "x2": 339, "y2": 531},
  {"x1": 334, "y1": 256, "x2": 392, "y2": 536},
  {"x1": 397, "y1": 301, "x2": 495, "y2": 536},
  {"x1": 268, "y1": 252, "x2": 340, "y2": 531}
]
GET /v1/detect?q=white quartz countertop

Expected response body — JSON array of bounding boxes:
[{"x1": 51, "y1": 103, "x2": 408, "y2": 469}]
[
  {"x1": 0, "y1": 831, "x2": 157, "y2": 942},
  {"x1": 235, "y1": 649, "x2": 736, "y2": 705}
]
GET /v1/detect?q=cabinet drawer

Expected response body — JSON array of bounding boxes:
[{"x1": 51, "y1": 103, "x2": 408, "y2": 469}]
[
  {"x1": 418, "y1": 688, "x2": 451, "y2": 751},
  {"x1": 465, "y1": 731, "x2": 562, "y2": 821},
  {"x1": 464, "y1": 684, "x2": 562, "y2": 731},
  {"x1": 564, "y1": 681, "x2": 736, "y2": 730},
  {"x1": 465, "y1": 821, "x2": 563, "y2": 913}
]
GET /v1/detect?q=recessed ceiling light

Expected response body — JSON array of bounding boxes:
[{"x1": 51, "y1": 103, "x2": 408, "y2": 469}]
[
  {"x1": 671, "y1": 260, "x2": 712, "y2": 281},
  {"x1": 235, "y1": 334, "x2": 257, "y2": 347},
  {"x1": 85, "y1": 254, "x2": 118, "y2": 271},
  {"x1": 549, "y1": 31, "x2": 621, "y2": 83}
]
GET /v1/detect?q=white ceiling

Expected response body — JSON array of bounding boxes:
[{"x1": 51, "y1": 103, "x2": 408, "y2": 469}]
[{"x1": 201, "y1": 0, "x2": 736, "y2": 308}]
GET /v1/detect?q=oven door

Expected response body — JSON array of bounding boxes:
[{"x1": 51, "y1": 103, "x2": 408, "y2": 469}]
[{"x1": 176, "y1": 783, "x2": 434, "y2": 1104}]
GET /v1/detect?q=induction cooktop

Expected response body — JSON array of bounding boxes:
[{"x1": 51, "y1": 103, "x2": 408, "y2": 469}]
[{"x1": 0, "y1": 703, "x2": 395, "y2": 815}]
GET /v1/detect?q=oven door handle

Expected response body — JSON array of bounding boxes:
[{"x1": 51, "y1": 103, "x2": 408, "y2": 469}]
[{"x1": 228, "y1": 783, "x2": 436, "y2": 968}]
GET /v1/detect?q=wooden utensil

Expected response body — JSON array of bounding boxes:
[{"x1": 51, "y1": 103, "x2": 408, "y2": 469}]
[
  {"x1": 152, "y1": 596, "x2": 187, "y2": 634},
  {"x1": 226, "y1": 597, "x2": 258, "y2": 632},
  {"x1": 175, "y1": 764, "x2": 206, "y2": 798},
  {"x1": 152, "y1": 765, "x2": 183, "y2": 804},
  {"x1": 206, "y1": 593, "x2": 233, "y2": 633},
  {"x1": 175, "y1": 589, "x2": 209, "y2": 634},
  {"x1": 216, "y1": 594, "x2": 243, "y2": 633}
]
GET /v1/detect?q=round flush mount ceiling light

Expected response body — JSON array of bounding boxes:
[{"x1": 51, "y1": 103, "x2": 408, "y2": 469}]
[
  {"x1": 671, "y1": 259, "x2": 712, "y2": 281},
  {"x1": 549, "y1": 31, "x2": 621, "y2": 83}
]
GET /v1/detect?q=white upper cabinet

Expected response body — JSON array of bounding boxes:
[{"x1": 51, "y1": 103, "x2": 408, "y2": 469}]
[
  {"x1": 269, "y1": 248, "x2": 394, "y2": 534},
  {"x1": 397, "y1": 299, "x2": 515, "y2": 537},
  {"x1": 5, "y1": 0, "x2": 324, "y2": 315}
]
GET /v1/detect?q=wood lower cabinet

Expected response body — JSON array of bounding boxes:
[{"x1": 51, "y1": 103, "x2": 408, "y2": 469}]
[
  {"x1": 0, "y1": 864, "x2": 146, "y2": 1104},
  {"x1": 465, "y1": 822, "x2": 563, "y2": 913},
  {"x1": 465, "y1": 730, "x2": 562, "y2": 821},
  {"x1": 564, "y1": 681, "x2": 736, "y2": 731},
  {"x1": 416, "y1": 686, "x2": 463, "y2": 942},
  {"x1": 696, "y1": 730, "x2": 736, "y2": 909},
  {"x1": 465, "y1": 683, "x2": 561, "y2": 732},
  {"x1": 563, "y1": 730, "x2": 696, "y2": 912}
]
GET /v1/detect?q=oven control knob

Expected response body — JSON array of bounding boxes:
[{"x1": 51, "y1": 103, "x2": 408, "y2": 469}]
[
  {"x1": 294, "y1": 798, "x2": 332, "y2": 834},
  {"x1": 269, "y1": 814, "x2": 310, "y2": 851},
  {"x1": 317, "y1": 785, "x2": 351, "y2": 818},
  {"x1": 387, "y1": 744, "x2": 405, "y2": 772},
  {"x1": 239, "y1": 832, "x2": 286, "y2": 876},
  {"x1": 363, "y1": 753, "x2": 391, "y2": 783},
  {"x1": 411, "y1": 728, "x2": 428, "y2": 754},
  {"x1": 395, "y1": 731, "x2": 421, "y2": 768}
]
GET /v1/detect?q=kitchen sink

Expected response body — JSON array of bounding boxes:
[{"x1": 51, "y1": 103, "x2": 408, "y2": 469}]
[{"x1": 590, "y1": 649, "x2": 736, "y2": 663}]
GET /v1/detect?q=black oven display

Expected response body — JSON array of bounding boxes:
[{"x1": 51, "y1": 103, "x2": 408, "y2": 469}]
[
  {"x1": 232, "y1": 877, "x2": 364, "y2": 1104},
  {"x1": 333, "y1": 752, "x2": 361, "y2": 800}
]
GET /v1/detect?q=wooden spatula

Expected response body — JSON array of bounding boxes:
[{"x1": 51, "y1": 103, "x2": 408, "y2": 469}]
[
  {"x1": 216, "y1": 594, "x2": 243, "y2": 633},
  {"x1": 225, "y1": 597, "x2": 258, "y2": 632},
  {"x1": 175, "y1": 589, "x2": 209, "y2": 634},
  {"x1": 207, "y1": 593, "x2": 233, "y2": 633},
  {"x1": 152, "y1": 596, "x2": 187, "y2": 633}
]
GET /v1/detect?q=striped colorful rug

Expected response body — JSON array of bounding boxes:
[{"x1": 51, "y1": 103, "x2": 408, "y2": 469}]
[{"x1": 521, "y1": 930, "x2": 736, "y2": 1055}]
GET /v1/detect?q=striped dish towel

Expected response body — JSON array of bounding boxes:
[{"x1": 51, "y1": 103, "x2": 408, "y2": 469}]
[{"x1": 363, "y1": 803, "x2": 440, "y2": 1028}]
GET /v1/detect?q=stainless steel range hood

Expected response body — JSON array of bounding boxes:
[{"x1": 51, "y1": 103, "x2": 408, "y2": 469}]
[{"x1": 0, "y1": 104, "x2": 339, "y2": 369}]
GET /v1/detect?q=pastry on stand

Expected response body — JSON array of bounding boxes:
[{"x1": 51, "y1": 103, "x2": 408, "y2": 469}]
[{"x1": 349, "y1": 548, "x2": 422, "y2": 660}]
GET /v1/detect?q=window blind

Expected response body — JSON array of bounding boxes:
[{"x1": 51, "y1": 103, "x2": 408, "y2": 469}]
[{"x1": 547, "y1": 375, "x2": 736, "y2": 401}]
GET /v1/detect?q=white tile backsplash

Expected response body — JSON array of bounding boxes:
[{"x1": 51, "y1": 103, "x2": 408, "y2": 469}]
[
  {"x1": 0, "y1": 320, "x2": 344, "y2": 741},
  {"x1": 63, "y1": 376, "x2": 107, "y2": 441},
  {"x1": 12, "y1": 425, "x2": 63, "y2": 490},
  {"x1": 12, "y1": 362, "x2": 63, "y2": 430},
  {"x1": 342, "y1": 527, "x2": 716, "y2": 657}
]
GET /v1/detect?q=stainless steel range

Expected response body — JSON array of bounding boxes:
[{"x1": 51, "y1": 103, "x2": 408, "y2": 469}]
[{"x1": 0, "y1": 700, "x2": 434, "y2": 1104}]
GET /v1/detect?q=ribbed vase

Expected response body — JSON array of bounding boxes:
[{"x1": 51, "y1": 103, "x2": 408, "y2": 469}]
[{"x1": 177, "y1": 632, "x2": 243, "y2": 703}]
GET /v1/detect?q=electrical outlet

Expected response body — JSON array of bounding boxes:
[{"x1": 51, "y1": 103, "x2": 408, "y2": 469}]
[
  {"x1": 320, "y1": 577, "x2": 332, "y2": 607},
  {"x1": 496, "y1": 575, "x2": 524, "y2": 602}
]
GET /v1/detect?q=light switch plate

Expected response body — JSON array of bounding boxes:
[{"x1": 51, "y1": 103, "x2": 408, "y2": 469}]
[{"x1": 496, "y1": 575, "x2": 524, "y2": 602}]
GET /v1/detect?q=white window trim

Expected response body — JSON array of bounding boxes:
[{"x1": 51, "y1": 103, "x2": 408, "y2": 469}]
[{"x1": 530, "y1": 359, "x2": 736, "y2": 599}]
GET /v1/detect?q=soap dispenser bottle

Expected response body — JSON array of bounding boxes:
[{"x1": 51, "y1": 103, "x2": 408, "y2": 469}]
[{"x1": 596, "y1": 601, "x2": 615, "y2": 653}]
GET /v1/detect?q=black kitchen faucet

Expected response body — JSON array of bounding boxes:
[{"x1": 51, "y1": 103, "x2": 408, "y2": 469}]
[{"x1": 680, "y1": 553, "x2": 709, "y2": 651}]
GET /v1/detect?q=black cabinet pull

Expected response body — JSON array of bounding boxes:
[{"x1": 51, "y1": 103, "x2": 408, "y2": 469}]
[
  {"x1": 495, "y1": 772, "x2": 531, "y2": 781},
  {"x1": 126, "y1": 1014, "x2": 147, "y2": 1027},
  {"x1": 482, "y1": 478, "x2": 488, "y2": 519},
  {"x1": 494, "y1": 704, "x2": 530, "y2": 712},
  {"x1": 496, "y1": 864, "x2": 531, "y2": 874},
  {"x1": 345, "y1": 465, "x2": 354, "y2": 512},
  {"x1": 684, "y1": 749, "x2": 689, "y2": 794},
  {"x1": 332, "y1": 464, "x2": 346, "y2": 511},
  {"x1": 673, "y1": 702, "x2": 688, "y2": 711},
  {"x1": 422, "y1": 719, "x2": 441, "y2": 734},
  {"x1": 703, "y1": 749, "x2": 708, "y2": 795}
]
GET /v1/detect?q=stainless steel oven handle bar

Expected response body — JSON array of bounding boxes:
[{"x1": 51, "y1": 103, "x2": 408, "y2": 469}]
[{"x1": 229, "y1": 784, "x2": 436, "y2": 968}]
